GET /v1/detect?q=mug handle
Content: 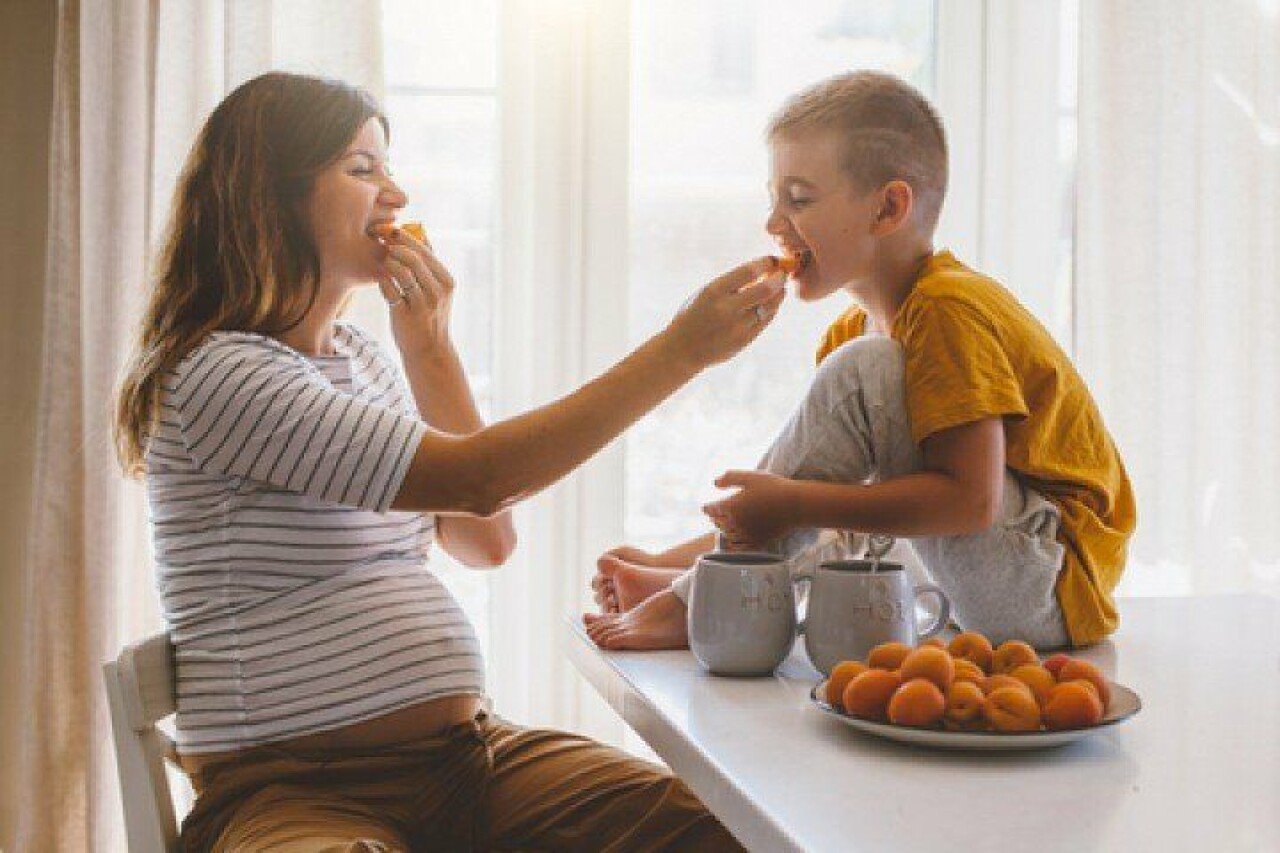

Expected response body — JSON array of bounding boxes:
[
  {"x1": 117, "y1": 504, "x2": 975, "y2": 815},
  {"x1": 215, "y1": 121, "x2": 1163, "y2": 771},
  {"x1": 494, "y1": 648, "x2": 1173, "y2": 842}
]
[{"x1": 912, "y1": 583, "x2": 952, "y2": 639}]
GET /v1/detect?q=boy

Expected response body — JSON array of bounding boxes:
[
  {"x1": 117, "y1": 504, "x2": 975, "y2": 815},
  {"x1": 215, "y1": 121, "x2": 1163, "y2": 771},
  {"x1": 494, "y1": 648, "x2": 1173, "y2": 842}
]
[{"x1": 583, "y1": 71, "x2": 1135, "y2": 651}]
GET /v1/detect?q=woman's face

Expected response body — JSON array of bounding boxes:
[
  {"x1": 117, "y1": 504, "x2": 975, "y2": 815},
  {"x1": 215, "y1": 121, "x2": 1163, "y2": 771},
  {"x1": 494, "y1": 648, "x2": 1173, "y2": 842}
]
[{"x1": 306, "y1": 117, "x2": 406, "y2": 288}]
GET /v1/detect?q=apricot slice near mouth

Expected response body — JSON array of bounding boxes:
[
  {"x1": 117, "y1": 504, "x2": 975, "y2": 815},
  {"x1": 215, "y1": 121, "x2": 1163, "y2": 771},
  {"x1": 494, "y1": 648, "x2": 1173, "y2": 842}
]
[{"x1": 401, "y1": 221, "x2": 427, "y2": 242}]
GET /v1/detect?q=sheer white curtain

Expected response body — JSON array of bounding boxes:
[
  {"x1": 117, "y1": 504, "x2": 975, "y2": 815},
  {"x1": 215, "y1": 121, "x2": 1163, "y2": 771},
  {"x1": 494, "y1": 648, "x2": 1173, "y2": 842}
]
[
  {"x1": 14, "y1": 2, "x2": 381, "y2": 849},
  {"x1": 1076, "y1": 0, "x2": 1280, "y2": 598}
]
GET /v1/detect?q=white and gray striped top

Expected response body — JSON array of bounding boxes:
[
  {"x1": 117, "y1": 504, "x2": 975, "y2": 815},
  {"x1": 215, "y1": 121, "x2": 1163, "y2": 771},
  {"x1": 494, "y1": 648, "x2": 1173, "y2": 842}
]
[{"x1": 147, "y1": 323, "x2": 485, "y2": 755}]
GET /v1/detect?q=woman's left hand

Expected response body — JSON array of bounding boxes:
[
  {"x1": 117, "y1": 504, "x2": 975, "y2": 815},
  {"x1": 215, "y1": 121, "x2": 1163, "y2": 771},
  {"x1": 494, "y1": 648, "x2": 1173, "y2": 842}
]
[
  {"x1": 377, "y1": 228, "x2": 457, "y2": 358},
  {"x1": 702, "y1": 470, "x2": 799, "y2": 548}
]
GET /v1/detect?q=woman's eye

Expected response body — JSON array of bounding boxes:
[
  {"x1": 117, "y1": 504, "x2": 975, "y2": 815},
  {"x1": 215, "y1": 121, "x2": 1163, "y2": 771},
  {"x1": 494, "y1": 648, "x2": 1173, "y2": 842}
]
[{"x1": 789, "y1": 197, "x2": 812, "y2": 208}]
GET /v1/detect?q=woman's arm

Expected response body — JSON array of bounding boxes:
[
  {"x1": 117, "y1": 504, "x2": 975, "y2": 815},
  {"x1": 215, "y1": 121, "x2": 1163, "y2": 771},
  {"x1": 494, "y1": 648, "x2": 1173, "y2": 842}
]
[
  {"x1": 388, "y1": 257, "x2": 786, "y2": 516},
  {"x1": 402, "y1": 343, "x2": 516, "y2": 568}
]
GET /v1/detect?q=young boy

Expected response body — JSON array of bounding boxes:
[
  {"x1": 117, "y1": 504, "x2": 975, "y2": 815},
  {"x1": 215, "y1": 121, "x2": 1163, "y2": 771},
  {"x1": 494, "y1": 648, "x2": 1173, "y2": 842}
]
[{"x1": 583, "y1": 71, "x2": 1135, "y2": 651}]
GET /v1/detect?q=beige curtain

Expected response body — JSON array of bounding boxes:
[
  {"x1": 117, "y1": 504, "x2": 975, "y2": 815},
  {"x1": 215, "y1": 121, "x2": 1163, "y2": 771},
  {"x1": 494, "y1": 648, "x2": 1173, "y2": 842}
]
[
  {"x1": 12, "y1": 2, "x2": 383, "y2": 849},
  {"x1": 1076, "y1": 0, "x2": 1280, "y2": 597}
]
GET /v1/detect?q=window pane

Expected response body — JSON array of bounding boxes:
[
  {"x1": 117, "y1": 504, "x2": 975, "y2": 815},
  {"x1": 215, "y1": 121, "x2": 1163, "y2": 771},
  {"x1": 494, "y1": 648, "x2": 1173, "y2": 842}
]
[
  {"x1": 381, "y1": 0, "x2": 497, "y2": 90},
  {"x1": 625, "y1": 0, "x2": 936, "y2": 548}
]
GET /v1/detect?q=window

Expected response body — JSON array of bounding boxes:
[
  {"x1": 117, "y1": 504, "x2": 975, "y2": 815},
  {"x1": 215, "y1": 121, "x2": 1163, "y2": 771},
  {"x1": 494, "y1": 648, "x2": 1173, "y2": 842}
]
[{"x1": 624, "y1": 0, "x2": 937, "y2": 549}]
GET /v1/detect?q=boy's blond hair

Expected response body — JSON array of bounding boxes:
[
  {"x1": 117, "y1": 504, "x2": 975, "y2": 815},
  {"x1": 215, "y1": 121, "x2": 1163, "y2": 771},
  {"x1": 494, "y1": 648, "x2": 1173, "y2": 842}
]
[{"x1": 767, "y1": 71, "x2": 948, "y2": 228}]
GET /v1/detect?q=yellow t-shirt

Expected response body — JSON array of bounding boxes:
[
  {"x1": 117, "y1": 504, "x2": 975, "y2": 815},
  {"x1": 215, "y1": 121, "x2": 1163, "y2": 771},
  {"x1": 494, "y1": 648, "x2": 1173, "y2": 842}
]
[{"x1": 815, "y1": 251, "x2": 1136, "y2": 646}]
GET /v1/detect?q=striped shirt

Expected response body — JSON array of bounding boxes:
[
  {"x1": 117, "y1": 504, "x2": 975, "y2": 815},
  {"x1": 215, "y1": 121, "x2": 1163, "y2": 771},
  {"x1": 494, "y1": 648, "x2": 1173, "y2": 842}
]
[{"x1": 147, "y1": 323, "x2": 485, "y2": 755}]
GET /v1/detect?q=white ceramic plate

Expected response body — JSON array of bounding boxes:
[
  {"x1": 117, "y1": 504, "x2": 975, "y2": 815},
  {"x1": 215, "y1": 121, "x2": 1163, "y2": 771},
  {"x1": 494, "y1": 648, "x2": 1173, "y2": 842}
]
[{"x1": 810, "y1": 680, "x2": 1141, "y2": 751}]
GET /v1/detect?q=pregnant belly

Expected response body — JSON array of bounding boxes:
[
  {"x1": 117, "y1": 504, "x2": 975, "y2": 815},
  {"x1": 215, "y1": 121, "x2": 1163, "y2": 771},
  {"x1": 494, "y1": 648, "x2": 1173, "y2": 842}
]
[{"x1": 179, "y1": 693, "x2": 483, "y2": 776}]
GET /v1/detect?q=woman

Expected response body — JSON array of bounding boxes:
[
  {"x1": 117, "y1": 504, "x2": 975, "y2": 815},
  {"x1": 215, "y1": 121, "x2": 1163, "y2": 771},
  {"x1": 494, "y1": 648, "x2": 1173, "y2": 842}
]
[{"x1": 114, "y1": 72, "x2": 782, "y2": 851}]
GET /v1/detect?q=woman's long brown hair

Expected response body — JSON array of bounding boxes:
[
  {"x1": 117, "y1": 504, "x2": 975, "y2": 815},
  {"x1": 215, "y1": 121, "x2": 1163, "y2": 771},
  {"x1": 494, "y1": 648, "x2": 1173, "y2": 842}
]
[{"x1": 114, "y1": 72, "x2": 386, "y2": 477}]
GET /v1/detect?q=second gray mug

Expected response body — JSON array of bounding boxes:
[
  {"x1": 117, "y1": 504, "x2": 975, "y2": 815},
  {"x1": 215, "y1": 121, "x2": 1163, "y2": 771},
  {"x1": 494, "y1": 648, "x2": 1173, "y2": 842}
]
[{"x1": 797, "y1": 559, "x2": 951, "y2": 676}]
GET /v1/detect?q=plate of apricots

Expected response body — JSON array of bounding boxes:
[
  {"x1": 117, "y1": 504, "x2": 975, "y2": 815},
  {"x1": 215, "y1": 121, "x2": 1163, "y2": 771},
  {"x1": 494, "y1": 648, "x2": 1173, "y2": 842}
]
[{"x1": 810, "y1": 634, "x2": 1141, "y2": 750}]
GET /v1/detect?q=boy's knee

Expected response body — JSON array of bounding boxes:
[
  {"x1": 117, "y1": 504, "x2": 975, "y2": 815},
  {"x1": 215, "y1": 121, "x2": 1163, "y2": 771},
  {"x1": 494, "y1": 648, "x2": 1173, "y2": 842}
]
[{"x1": 808, "y1": 336, "x2": 906, "y2": 413}]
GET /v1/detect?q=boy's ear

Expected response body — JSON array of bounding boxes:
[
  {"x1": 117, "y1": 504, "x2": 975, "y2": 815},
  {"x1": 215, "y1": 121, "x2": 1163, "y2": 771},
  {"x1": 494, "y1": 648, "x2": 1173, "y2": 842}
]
[{"x1": 870, "y1": 180, "x2": 914, "y2": 236}]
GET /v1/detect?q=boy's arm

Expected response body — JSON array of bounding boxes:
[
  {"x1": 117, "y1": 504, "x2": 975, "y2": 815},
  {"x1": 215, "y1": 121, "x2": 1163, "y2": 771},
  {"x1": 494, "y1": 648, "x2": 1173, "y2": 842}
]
[{"x1": 707, "y1": 417, "x2": 1006, "y2": 542}]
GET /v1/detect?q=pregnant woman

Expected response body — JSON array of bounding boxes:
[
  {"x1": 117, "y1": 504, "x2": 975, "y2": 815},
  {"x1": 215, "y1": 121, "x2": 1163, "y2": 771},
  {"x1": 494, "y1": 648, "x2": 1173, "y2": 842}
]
[{"x1": 113, "y1": 71, "x2": 782, "y2": 851}]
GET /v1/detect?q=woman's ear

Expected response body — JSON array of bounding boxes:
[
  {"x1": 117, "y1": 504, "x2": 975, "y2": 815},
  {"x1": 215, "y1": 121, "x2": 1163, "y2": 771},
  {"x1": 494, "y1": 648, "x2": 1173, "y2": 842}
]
[{"x1": 871, "y1": 180, "x2": 914, "y2": 235}]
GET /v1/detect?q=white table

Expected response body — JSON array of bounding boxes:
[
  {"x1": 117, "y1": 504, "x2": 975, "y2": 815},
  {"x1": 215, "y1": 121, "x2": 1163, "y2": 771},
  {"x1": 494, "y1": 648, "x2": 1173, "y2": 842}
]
[{"x1": 565, "y1": 595, "x2": 1279, "y2": 852}]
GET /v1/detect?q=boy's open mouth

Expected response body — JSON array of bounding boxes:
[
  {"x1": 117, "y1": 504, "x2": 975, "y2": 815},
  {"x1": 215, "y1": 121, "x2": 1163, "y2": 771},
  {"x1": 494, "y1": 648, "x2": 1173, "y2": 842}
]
[{"x1": 779, "y1": 248, "x2": 813, "y2": 277}]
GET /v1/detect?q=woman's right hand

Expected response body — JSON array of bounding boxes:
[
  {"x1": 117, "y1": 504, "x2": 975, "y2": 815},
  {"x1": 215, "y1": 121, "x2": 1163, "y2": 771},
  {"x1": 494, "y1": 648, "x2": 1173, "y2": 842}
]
[{"x1": 662, "y1": 257, "x2": 787, "y2": 369}]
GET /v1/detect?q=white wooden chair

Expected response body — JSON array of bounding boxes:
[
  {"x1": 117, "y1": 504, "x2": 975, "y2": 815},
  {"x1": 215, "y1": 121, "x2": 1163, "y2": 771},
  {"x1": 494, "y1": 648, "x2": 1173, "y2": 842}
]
[{"x1": 103, "y1": 633, "x2": 182, "y2": 853}]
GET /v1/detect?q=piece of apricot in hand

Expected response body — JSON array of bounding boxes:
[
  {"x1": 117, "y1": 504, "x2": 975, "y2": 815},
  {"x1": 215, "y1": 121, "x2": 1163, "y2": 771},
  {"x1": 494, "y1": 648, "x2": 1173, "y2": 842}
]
[
  {"x1": 1043, "y1": 680, "x2": 1104, "y2": 730},
  {"x1": 824, "y1": 661, "x2": 868, "y2": 710},
  {"x1": 866, "y1": 641, "x2": 912, "y2": 670},
  {"x1": 948, "y1": 631, "x2": 994, "y2": 673},
  {"x1": 898, "y1": 646, "x2": 955, "y2": 692},
  {"x1": 983, "y1": 686, "x2": 1042, "y2": 732},
  {"x1": 775, "y1": 253, "x2": 801, "y2": 275},
  {"x1": 842, "y1": 669, "x2": 903, "y2": 722},
  {"x1": 991, "y1": 639, "x2": 1039, "y2": 674},
  {"x1": 887, "y1": 678, "x2": 945, "y2": 728},
  {"x1": 401, "y1": 221, "x2": 427, "y2": 242}
]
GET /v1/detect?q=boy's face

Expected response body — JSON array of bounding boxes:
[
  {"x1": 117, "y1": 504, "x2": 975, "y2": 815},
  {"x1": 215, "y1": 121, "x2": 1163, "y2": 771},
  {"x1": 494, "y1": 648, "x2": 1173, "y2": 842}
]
[{"x1": 766, "y1": 131, "x2": 882, "y2": 301}]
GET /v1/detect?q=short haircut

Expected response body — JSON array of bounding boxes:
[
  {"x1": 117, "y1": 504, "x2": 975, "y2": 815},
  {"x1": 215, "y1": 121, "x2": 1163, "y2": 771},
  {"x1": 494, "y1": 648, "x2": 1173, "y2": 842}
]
[{"x1": 767, "y1": 71, "x2": 948, "y2": 228}]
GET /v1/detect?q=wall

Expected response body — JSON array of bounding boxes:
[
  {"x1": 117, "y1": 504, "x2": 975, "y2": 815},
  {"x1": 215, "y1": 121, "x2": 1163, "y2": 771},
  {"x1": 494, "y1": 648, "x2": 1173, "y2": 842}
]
[{"x1": 0, "y1": 0, "x2": 56, "y2": 843}]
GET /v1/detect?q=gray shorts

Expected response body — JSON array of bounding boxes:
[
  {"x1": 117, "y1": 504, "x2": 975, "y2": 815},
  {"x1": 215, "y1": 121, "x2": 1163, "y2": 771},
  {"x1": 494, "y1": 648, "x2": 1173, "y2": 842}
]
[{"x1": 763, "y1": 336, "x2": 1071, "y2": 650}]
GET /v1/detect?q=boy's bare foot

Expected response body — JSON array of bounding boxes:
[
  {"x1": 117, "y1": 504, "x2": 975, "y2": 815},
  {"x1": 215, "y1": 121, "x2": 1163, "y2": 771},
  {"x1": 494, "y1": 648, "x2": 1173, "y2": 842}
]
[
  {"x1": 593, "y1": 555, "x2": 685, "y2": 612},
  {"x1": 583, "y1": 589, "x2": 689, "y2": 650}
]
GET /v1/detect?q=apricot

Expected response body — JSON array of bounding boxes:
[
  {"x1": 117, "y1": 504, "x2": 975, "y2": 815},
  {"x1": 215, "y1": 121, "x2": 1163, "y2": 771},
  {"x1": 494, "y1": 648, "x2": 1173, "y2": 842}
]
[
  {"x1": 1043, "y1": 680, "x2": 1105, "y2": 730},
  {"x1": 843, "y1": 669, "x2": 903, "y2": 722},
  {"x1": 776, "y1": 253, "x2": 802, "y2": 275},
  {"x1": 952, "y1": 659, "x2": 985, "y2": 684},
  {"x1": 1043, "y1": 653, "x2": 1071, "y2": 678},
  {"x1": 920, "y1": 637, "x2": 947, "y2": 650},
  {"x1": 371, "y1": 221, "x2": 427, "y2": 242},
  {"x1": 992, "y1": 640, "x2": 1040, "y2": 674},
  {"x1": 824, "y1": 661, "x2": 868, "y2": 710},
  {"x1": 898, "y1": 646, "x2": 955, "y2": 692},
  {"x1": 983, "y1": 686, "x2": 1042, "y2": 732},
  {"x1": 943, "y1": 680, "x2": 987, "y2": 729},
  {"x1": 866, "y1": 642, "x2": 912, "y2": 671},
  {"x1": 981, "y1": 674, "x2": 1035, "y2": 699},
  {"x1": 1009, "y1": 664, "x2": 1058, "y2": 708},
  {"x1": 1057, "y1": 659, "x2": 1112, "y2": 708},
  {"x1": 948, "y1": 632, "x2": 994, "y2": 673},
  {"x1": 888, "y1": 678, "x2": 946, "y2": 728}
]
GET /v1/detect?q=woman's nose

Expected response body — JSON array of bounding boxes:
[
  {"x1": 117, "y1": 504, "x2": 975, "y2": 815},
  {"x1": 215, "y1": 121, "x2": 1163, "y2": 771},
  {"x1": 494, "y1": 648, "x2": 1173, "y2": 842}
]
[{"x1": 381, "y1": 175, "x2": 408, "y2": 208}]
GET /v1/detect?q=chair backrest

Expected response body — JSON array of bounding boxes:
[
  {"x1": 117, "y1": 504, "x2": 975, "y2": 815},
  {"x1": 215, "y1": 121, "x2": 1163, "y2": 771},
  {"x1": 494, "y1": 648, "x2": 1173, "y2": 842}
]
[{"x1": 103, "y1": 632, "x2": 180, "y2": 853}]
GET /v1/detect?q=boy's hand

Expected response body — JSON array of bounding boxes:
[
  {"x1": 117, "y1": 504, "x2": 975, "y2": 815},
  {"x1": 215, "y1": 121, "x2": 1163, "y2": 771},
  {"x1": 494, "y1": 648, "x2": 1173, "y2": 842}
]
[{"x1": 702, "y1": 470, "x2": 800, "y2": 548}]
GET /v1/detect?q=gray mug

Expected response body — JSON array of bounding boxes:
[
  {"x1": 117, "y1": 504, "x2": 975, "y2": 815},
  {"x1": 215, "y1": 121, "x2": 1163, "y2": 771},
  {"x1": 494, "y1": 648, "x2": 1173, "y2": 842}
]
[
  {"x1": 687, "y1": 551, "x2": 796, "y2": 676},
  {"x1": 796, "y1": 559, "x2": 951, "y2": 676}
]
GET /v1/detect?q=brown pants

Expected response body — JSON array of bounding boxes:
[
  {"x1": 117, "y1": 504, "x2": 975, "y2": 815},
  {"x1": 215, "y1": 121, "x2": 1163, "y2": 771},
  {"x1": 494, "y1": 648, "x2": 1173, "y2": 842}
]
[{"x1": 180, "y1": 711, "x2": 744, "y2": 852}]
